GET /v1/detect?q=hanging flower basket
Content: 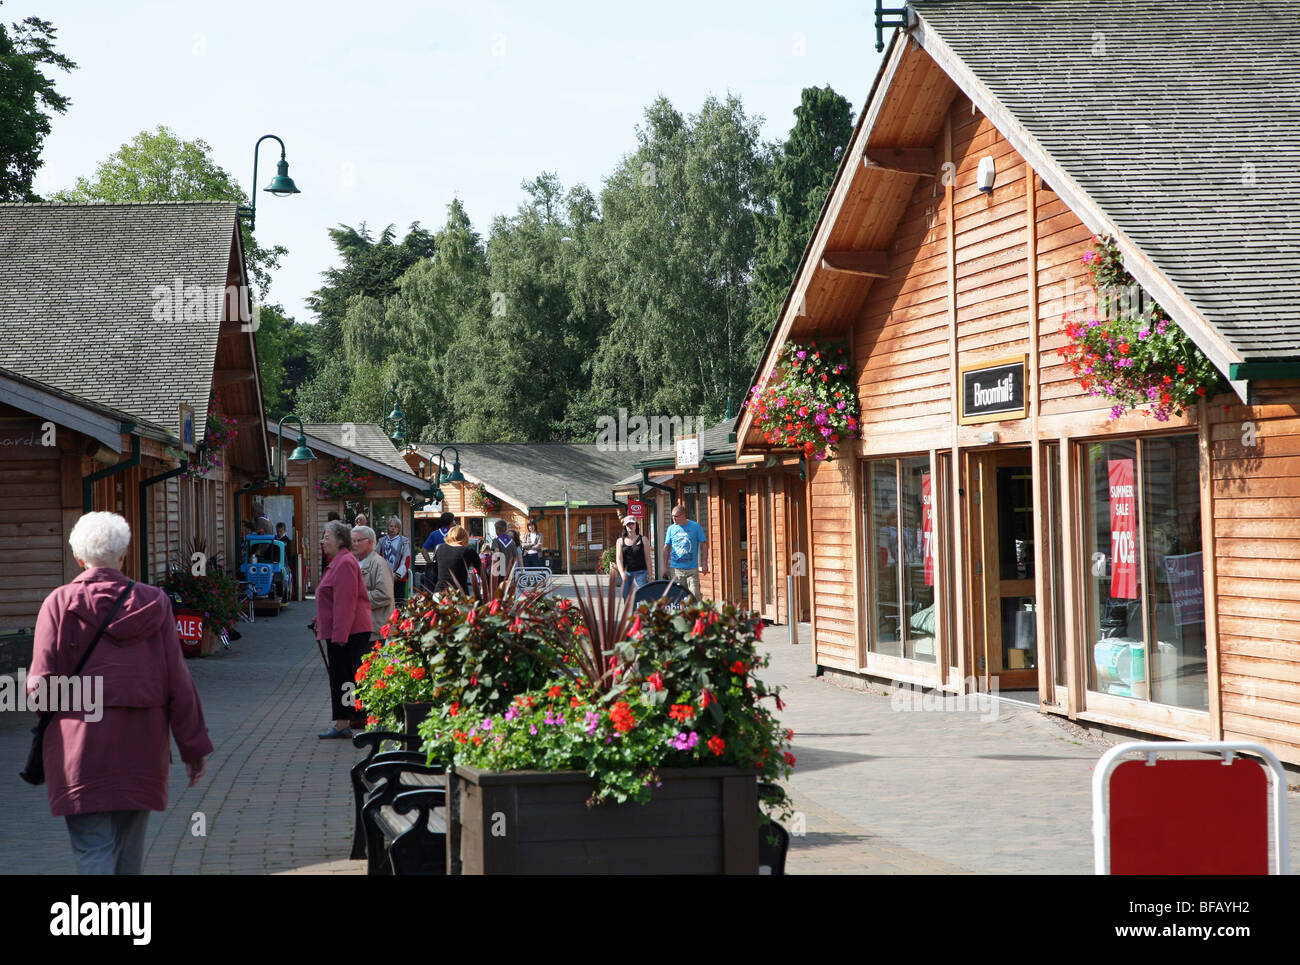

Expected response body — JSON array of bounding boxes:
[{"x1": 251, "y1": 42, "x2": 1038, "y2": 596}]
[
  {"x1": 180, "y1": 409, "x2": 238, "y2": 480},
  {"x1": 745, "y1": 341, "x2": 859, "y2": 461},
  {"x1": 469, "y1": 481, "x2": 499, "y2": 514},
  {"x1": 316, "y1": 457, "x2": 373, "y2": 500},
  {"x1": 1057, "y1": 235, "x2": 1222, "y2": 422}
]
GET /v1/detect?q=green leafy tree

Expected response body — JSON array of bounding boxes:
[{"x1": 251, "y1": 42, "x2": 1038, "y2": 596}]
[
  {"x1": 307, "y1": 221, "x2": 437, "y2": 360},
  {"x1": 253, "y1": 303, "x2": 313, "y2": 420},
  {"x1": 585, "y1": 94, "x2": 771, "y2": 425},
  {"x1": 0, "y1": 5, "x2": 76, "y2": 201},
  {"x1": 750, "y1": 85, "x2": 855, "y2": 343},
  {"x1": 54, "y1": 125, "x2": 287, "y2": 299}
]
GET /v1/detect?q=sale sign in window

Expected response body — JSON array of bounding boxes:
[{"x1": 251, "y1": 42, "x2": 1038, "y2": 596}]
[
  {"x1": 1108, "y1": 459, "x2": 1138, "y2": 599},
  {"x1": 921, "y1": 472, "x2": 934, "y2": 586}
]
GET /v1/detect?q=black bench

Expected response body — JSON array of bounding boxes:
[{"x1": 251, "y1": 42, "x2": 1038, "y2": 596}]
[
  {"x1": 350, "y1": 731, "x2": 423, "y2": 860},
  {"x1": 360, "y1": 758, "x2": 448, "y2": 875}
]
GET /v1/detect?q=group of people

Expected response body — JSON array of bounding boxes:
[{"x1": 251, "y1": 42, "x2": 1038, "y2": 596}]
[
  {"x1": 416, "y1": 511, "x2": 538, "y2": 592},
  {"x1": 611, "y1": 503, "x2": 708, "y2": 601}
]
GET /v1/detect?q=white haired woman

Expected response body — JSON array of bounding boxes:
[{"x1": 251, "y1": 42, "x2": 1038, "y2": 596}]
[
  {"x1": 315, "y1": 519, "x2": 372, "y2": 739},
  {"x1": 29, "y1": 511, "x2": 212, "y2": 875}
]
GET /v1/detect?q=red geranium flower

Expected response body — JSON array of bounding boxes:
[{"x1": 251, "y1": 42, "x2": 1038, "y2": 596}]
[
  {"x1": 730, "y1": 660, "x2": 746, "y2": 674},
  {"x1": 610, "y1": 701, "x2": 637, "y2": 733},
  {"x1": 448, "y1": 702, "x2": 460, "y2": 717},
  {"x1": 547, "y1": 685, "x2": 563, "y2": 698},
  {"x1": 707, "y1": 735, "x2": 726, "y2": 756},
  {"x1": 783, "y1": 752, "x2": 796, "y2": 766},
  {"x1": 409, "y1": 667, "x2": 426, "y2": 680},
  {"x1": 669, "y1": 703, "x2": 695, "y2": 722},
  {"x1": 383, "y1": 664, "x2": 397, "y2": 677},
  {"x1": 354, "y1": 698, "x2": 362, "y2": 710},
  {"x1": 366, "y1": 714, "x2": 378, "y2": 726}
]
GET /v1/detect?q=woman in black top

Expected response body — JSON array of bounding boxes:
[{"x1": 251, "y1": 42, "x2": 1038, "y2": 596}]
[
  {"x1": 616, "y1": 516, "x2": 649, "y2": 600},
  {"x1": 433, "y1": 525, "x2": 482, "y2": 594}
]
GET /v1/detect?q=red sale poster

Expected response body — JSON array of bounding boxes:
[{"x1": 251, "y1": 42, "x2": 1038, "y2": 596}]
[
  {"x1": 1108, "y1": 459, "x2": 1138, "y2": 599},
  {"x1": 922, "y1": 472, "x2": 934, "y2": 586}
]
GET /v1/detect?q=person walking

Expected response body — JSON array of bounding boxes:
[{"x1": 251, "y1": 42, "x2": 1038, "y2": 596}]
[
  {"x1": 662, "y1": 503, "x2": 708, "y2": 600},
  {"x1": 315, "y1": 520, "x2": 371, "y2": 739},
  {"x1": 29, "y1": 511, "x2": 212, "y2": 875},
  {"x1": 487, "y1": 520, "x2": 522, "y2": 584},
  {"x1": 353, "y1": 525, "x2": 394, "y2": 638},
  {"x1": 521, "y1": 519, "x2": 543, "y2": 567},
  {"x1": 378, "y1": 516, "x2": 412, "y2": 602},
  {"x1": 615, "y1": 516, "x2": 650, "y2": 600},
  {"x1": 433, "y1": 525, "x2": 483, "y2": 594},
  {"x1": 420, "y1": 511, "x2": 456, "y2": 591}
]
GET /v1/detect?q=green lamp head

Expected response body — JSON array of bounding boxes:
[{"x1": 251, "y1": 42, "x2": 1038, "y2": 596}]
[
  {"x1": 289, "y1": 432, "x2": 316, "y2": 462},
  {"x1": 441, "y1": 460, "x2": 465, "y2": 484},
  {"x1": 386, "y1": 399, "x2": 405, "y2": 423},
  {"x1": 391, "y1": 423, "x2": 407, "y2": 446},
  {"x1": 264, "y1": 158, "x2": 300, "y2": 198}
]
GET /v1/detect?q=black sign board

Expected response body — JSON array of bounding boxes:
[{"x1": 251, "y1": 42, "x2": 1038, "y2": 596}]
[{"x1": 960, "y1": 356, "x2": 1027, "y2": 424}]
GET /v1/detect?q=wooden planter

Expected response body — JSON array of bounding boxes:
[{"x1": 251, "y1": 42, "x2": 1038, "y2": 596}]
[{"x1": 451, "y1": 765, "x2": 758, "y2": 874}]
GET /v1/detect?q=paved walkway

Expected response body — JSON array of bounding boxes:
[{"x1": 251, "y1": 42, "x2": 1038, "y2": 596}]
[
  {"x1": 765, "y1": 623, "x2": 1300, "y2": 874},
  {"x1": 2, "y1": 597, "x2": 1297, "y2": 874}
]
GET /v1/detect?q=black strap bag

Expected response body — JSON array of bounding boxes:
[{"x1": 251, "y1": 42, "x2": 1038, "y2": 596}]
[{"x1": 19, "y1": 580, "x2": 134, "y2": 786}]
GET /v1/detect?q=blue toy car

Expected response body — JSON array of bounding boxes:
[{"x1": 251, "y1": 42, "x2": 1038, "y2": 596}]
[{"x1": 240, "y1": 535, "x2": 291, "y2": 609}]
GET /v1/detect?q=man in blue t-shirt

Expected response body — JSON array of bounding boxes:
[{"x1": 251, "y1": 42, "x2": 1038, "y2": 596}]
[{"x1": 662, "y1": 503, "x2": 708, "y2": 600}]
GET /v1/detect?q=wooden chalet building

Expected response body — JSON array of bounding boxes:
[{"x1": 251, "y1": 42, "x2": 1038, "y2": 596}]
[
  {"x1": 685, "y1": 0, "x2": 1300, "y2": 762},
  {"x1": 404, "y1": 444, "x2": 643, "y2": 572},
  {"x1": 258, "y1": 420, "x2": 431, "y2": 595},
  {"x1": 622, "y1": 419, "x2": 811, "y2": 624},
  {"x1": 0, "y1": 202, "x2": 269, "y2": 667}
]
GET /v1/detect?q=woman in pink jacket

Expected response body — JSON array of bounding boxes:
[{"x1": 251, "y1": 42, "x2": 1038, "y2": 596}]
[
  {"x1": 315, "y1": 519, "x2": 373, "y2": 738},
  {"x1": 29, "y1": 512, "x2": 213, "y2": 875}
]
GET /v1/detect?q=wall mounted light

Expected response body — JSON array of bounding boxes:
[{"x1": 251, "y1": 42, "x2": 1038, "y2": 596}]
[{"x1": 977, "y1": 156, "x2": 996, "y2": 193}]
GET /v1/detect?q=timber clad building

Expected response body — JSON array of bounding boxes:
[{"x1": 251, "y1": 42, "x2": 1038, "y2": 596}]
[
  {"x1": 0, "y1": 202, "x2": 270, "y2": 667},
  {"x1": 662, "y1": 1, "x2": 1300, "y2": 764}
]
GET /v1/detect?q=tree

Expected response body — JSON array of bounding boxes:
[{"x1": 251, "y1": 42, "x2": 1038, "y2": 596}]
[
  {"x1": 749, "y1": 86, "x2": 855, "y2": 342},
  {"x1": 307, "y1": 221, "x2": 437, "y2": 359},
  {"x1": 55, "y1": 125, "x2": 287, "y2": 299},
  {"x1": 254, "y1": 303, "x2": 313, "y2": 420},
  {"x1": 0, "y1": 5, "x2": 75, "y2": 201},
  {"x1": 585, "y1": 94, "x2": 771, "y2": 426}
]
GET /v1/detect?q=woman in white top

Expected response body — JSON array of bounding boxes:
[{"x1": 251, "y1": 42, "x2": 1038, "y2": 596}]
[{"x1": 521, "y1": 519, "x2": 544, "y2": 567}]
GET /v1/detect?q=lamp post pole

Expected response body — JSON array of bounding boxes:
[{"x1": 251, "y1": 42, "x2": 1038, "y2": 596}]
[{"x1": 236, "y1": 134, "x2": 302, "y2": 231}]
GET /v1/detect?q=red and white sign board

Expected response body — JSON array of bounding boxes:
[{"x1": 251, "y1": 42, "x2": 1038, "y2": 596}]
[
  {"x1": 626, "y1": 498, "x2": 646, "y2": 519},
  {"x1": 176, "y1": 609, "x2": 204, "y2": 659},
  {"x1": 921, "y1": 472, "x2": 934, "y2": 586},
  {"x1": 1108, "y1": 458, "x2": 1138, "y2": 599},
  {"x1": 1093, "y1": 741, "x2": 1289, "y2": 875}
]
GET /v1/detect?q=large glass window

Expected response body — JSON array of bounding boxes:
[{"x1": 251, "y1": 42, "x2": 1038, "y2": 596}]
[
  {"x1": 864, "y1": 456, "x2": 936, "y2": 662},
  {"x1": 1083, "y1": 435, "x2": 1207, "y2": 710},
  {"x1": 1046, "y1": 444, "x2": 1067, "y2": 688}
]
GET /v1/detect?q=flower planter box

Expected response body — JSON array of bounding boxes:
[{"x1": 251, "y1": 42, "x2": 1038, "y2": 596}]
[{"x1": 451, "y1": 764, "x2": 759, "y2": 875}]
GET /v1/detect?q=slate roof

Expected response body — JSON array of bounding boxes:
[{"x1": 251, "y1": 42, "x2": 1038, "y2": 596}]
[
  {"x1": 0, "y1": 202, "x2": 240, "y2": 436},
  {"x1": 908, "y1": 0, "x2": 1300, "y2": 360},
  {"x1": 300, "y1": 423, "x2": 413, "y2": 473},
  {"x1": 634, "y1": 417, "x2": 736, "y2": 468},
  {"x1": 267, "y1": 420, "x2": 428, "y2": 487},
  {"x1": 412, "y1": 444, "x2": 645, "y2": 511}
]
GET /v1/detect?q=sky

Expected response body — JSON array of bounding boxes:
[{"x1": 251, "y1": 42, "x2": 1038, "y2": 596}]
[{"x1": 36, "y1": 1, "x2": 885, "y2": 322}]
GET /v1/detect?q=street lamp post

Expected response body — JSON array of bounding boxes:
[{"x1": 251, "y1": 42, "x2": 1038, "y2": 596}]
[
  {"x1": 545, "y1": 488, "x2": 588, "y2": 579},
  {"x1": 381, "y1": 390, "x2": 407, "y2": 446},
  {"x1": 274, "y1": 414, "x2": 316, "y2": 489},
  {"x1": 236, "y1": 134, "x2": 301, "y2": 231}
]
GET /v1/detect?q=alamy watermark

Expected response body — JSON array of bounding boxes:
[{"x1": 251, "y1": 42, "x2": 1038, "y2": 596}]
[
  {"x1": 889, "y1": 676, "x2": 1000, "y2": 722},
  {"x1": 0, "y1": 670, "x2": 103, "y2": 722},
  {"x1": 594, "y1": 409, "x2": 707, "y2": 452},
  {"x1": 150, "y1": 276, "x2": 260, "y2": 332}
]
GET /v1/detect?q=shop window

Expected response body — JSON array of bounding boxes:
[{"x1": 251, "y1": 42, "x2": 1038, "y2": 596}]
[
  {"x1": 864, "y1": 456, "x2": 936, "y2": 663},
  {"x1": 1083, "y1": 435, "x2": 1207, "y2": 710},
  {"x1": 1046, "y1": 443, "x2": 1067, "y2": 688}
]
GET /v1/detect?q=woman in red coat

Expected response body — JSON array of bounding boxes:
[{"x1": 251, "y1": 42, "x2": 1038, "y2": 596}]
[
  {"x1": 29, "y1": 511, "x2": 213, "y2": 875},
  {"x1": 314, "y1": 519, "x2": 373, "y2": 738}
]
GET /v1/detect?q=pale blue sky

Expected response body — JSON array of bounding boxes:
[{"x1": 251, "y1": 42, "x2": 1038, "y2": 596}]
[{"x1": 37, "y1": 1, "x2": 884, "y2": 320}]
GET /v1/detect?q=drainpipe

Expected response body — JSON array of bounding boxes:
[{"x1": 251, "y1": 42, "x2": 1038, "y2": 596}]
[
  {"x1": 138, "y1": 460, "x2": 188, "y2": 582},
  {"x1": 82, "y1": 427, "x2": 141, "y2": 513}
]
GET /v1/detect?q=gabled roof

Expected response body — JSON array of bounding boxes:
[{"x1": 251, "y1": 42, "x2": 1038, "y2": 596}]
[
  {"x1": 411, "y1": 444, "x2": 644, "y2": 512},
  {"x1": 266, "y1": 420, "x2": 428, "y2": 489},
  {"x1": 301, "y1": 423, "x2": 413, "y2": 473},
  {"x1": 909, "y1": 0, "x2": 1300, "y2": 362},
  {"x1": 635, "y1": 417, "x2": 737, "y2": 469},
  {"x1": 0, "y1": 201, "x2": 241, "y2": 438},
  {"x1": 740, "y1": 0, "x2": 1300, "y2": 451}
]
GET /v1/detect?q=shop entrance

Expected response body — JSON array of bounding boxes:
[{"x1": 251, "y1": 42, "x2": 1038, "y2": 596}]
[{"x1": 967, "y1": 449, "x2": 1039, "y2": 691}]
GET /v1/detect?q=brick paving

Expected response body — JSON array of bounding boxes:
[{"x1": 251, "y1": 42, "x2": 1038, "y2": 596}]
[{"x1": 3, "y1": 591, "x2": 1298, "y2": 874}]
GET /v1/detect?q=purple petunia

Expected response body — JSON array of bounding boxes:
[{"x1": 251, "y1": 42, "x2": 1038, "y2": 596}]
[{"x1": 671, "y1": 731, "x2": 700, "y2": 751}]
